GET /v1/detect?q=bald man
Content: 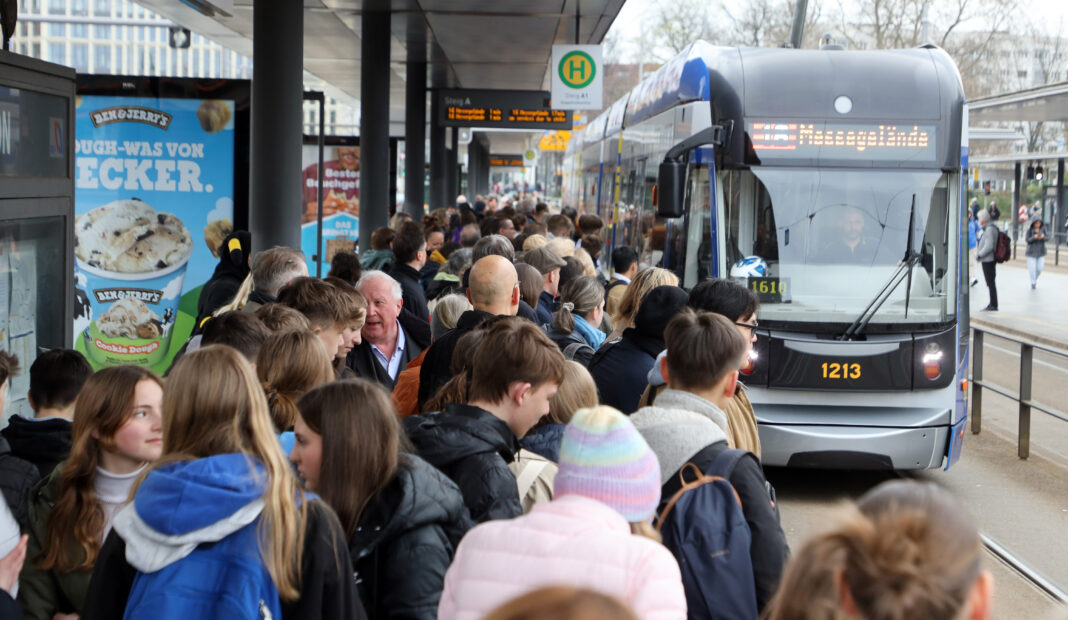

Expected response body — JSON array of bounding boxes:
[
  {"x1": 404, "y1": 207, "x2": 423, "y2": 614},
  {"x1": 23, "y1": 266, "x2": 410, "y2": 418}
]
[{"x1": 418, "y1": 255, "x2": 520, "y2": 409}]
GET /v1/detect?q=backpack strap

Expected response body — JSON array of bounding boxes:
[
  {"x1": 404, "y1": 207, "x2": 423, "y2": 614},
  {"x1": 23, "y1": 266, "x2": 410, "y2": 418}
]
[
  {"x1": 656, "y1": 462, "x2": 742, "y2": 531},
  {"x1": 708, "y1": 448, "x2": 749, "y2": 482},
  {"x1": 562, "y1": 341, "x2": 592, "y2": 360}
]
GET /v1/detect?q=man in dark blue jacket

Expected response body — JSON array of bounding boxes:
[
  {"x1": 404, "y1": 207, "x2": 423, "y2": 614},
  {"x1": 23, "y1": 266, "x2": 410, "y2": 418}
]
[{"x1": 521, "y1": 246, "x2": 565, "y2": 326}]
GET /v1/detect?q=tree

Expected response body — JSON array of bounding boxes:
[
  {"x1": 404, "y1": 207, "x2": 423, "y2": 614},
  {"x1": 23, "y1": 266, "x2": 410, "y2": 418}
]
[{"x1": 648, "y1": 0, "x2": 719, "y2": 60}]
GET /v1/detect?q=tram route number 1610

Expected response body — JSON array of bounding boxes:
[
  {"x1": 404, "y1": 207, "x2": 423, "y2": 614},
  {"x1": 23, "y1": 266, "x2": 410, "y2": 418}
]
[{"x1": 822, "y1": 362, "x2": 861, "y2": 379}]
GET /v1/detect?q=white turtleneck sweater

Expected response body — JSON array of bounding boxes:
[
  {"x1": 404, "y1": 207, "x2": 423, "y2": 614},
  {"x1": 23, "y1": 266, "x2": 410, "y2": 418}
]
[{"x1": 94, "y1": 464, "x2": 146, "y2": 541}]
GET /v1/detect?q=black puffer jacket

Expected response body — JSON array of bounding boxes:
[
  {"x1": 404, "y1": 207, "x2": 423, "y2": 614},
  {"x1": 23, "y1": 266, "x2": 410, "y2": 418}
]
[
  {"x1": 1, "y1": 415, "x2": 71, "y2": 479},
  {"x1": 349, "y1": 455, "x2": 473, "y2": 619},
  {"x1": 403, "y1": 404, "x2": 522, "y2": 524},
  {"x1": 0, "y1": 434, "x2": 40, "y2": 529}
]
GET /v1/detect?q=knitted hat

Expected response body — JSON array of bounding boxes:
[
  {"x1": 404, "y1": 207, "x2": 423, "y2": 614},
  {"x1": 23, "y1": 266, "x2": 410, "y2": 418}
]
[{"x1": 555, "y1": 406, "x2": 662, "y2": 522}]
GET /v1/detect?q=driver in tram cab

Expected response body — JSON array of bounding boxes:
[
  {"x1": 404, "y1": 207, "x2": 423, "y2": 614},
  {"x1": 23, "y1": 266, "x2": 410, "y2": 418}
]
[{"x1": 816, "y1": 206, "x2": 878, "y2": 264}]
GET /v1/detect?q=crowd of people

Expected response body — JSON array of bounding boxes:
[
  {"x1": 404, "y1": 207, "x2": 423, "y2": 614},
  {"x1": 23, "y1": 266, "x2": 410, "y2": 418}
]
[{"x1": 0, "y1": 196, "x2": 997, "y2": 619}]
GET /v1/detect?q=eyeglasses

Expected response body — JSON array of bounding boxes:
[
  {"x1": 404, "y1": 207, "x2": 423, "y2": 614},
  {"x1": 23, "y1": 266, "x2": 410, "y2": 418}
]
[{"x1": 735, "y1": 320, "x2": 758, "y2": 332}]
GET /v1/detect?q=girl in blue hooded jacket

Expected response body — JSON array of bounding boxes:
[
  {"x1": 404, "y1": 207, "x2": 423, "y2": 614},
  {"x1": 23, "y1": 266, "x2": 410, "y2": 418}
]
[{"x1": 81, "y1": 345, "x2": 366, "y2": 620}]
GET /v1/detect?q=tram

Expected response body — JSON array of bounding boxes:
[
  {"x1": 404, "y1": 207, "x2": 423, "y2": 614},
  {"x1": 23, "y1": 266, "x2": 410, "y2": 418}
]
[{"x1": 571, "y1": 42, "x2": 969, "y2": 470}]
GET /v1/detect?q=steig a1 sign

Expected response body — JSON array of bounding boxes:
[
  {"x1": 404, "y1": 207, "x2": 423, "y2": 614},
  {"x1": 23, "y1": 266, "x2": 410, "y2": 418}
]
[{"x1": 551, "y1": 45, "x2": 602, "y2": 110}]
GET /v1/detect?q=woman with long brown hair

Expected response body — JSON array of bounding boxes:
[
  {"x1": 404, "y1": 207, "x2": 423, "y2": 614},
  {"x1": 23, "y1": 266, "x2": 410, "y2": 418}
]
[
  {"x1": 20, "y1": 366, "x2": 162, "y2": 620},
  {"x1": 290, "y1": 379, "x2": 472, "y2": 619},
  {"x1": 80, "y1": 345, "x2": 365, "y2": 619}
]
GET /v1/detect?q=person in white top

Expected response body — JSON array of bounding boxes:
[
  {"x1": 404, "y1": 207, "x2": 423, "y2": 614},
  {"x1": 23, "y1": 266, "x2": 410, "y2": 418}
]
[{"x1": 19, "y1": 365, "x2": 163, "y2": 619}]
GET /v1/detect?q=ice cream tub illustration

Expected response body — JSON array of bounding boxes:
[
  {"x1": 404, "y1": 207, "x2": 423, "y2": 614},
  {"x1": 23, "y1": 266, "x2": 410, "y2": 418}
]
[{"x1": 74, "y1": 198, "x2": 193, "y2": 367}]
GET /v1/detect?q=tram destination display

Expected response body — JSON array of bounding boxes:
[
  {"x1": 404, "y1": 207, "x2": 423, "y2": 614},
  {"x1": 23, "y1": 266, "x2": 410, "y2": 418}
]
[
  {"x1": 438, "y1": 89, "x2": 571, "y2": 130},
  {"x1": 748, "y1": 121, "x2": 937, "y2": 162}
]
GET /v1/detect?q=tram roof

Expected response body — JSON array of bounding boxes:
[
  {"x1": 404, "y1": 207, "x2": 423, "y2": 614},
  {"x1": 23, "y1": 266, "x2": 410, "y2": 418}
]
[{"x1": 133, "y1": 0, "x2": 624, "y2": 142}]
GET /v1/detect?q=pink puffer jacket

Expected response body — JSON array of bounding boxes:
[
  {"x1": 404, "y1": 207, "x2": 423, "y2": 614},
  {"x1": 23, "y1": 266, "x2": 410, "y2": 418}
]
[{"x1": 438, "y1": 494, "x2": 687, "y2": 620}]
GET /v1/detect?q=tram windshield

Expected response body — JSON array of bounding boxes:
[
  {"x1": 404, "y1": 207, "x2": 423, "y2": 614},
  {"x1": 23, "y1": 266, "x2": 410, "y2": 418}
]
[{"x1": 722, "y1": 167, "x2": 957, "y2": 330}]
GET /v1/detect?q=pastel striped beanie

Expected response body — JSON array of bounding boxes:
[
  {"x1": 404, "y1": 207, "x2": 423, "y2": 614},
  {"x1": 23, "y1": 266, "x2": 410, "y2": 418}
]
[{"x1": 554, "y1": 406, "x2": 662, "y2": 522}]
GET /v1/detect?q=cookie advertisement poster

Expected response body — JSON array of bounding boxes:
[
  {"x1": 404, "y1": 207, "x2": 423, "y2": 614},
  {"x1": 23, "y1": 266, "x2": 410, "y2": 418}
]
[
  {"x1": 300, "y1": 142, "x2": 359, "y2": 275},
  {"x1": 73, "y1": 95, "x2": 235, "y2": 371}
]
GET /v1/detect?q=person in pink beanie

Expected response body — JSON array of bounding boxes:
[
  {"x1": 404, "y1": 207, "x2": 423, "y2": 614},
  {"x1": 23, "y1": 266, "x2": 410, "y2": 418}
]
[{"x1": 436, "y1": 406, "x2": 687, "y2": 620}]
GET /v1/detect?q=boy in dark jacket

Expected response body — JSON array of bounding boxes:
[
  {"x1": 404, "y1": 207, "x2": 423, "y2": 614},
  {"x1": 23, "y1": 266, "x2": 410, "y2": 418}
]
[
  {"x1": 2, "y1": 349, "x2": 91, "y2": 480},
  {"x1": 631, "y1": 310, "x2": 788, "y2": 613},
  {"x1": 404, "y1": 317, "x2": 565, "y2": 523}
]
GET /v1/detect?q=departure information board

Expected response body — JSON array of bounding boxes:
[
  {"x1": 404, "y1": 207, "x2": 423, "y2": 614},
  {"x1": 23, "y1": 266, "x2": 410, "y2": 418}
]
[
  {"x1": 439, "y1": 89, "x2": 572, "y2": 130},
  {"x1": 748, "y1": 121, "x2": 937, "y2": 162},
  {"x1": 489, "y1": 154, "x2": 524, "y2": 167}
]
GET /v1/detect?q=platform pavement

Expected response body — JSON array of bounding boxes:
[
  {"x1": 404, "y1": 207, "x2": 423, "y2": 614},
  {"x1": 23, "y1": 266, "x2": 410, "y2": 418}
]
[{"x1": 969, "y1": 254, "x2": 1068, "y2": 351}]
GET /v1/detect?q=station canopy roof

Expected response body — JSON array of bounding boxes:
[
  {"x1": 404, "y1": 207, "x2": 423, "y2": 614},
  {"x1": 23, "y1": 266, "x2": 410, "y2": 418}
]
[
  {"x1": 133, "y1": 0, "x2": 624, "y2": 150},
  {"x1": 969, "y1": 81, "x2": 1068, "y2": 123}
]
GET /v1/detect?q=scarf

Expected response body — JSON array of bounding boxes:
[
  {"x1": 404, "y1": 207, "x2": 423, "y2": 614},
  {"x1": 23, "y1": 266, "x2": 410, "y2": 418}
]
[{"x1": 573, "y1": 313, "x2": 606, "y2": 349}]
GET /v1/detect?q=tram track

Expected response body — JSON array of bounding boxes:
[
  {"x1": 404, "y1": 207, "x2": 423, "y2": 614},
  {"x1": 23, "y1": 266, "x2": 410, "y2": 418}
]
[{"x1": 981, "y1": 534, "x2": 1068, "y2": 605}]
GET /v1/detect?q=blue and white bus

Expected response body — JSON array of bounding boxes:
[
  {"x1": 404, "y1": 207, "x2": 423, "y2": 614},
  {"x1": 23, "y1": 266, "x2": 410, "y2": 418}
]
[{"x1": 571, "y1": 42, "x2": 970, "y2": 470}]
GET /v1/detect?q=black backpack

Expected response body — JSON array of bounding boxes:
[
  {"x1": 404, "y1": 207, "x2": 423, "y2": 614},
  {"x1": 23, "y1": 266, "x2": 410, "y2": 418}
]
[{"x1": 656, "y1": 450, "x2": 758, "y2": 620}]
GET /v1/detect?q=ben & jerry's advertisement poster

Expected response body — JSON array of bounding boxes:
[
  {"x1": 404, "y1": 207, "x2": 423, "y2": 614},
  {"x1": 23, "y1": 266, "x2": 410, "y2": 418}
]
[
  {"x1": 73, "y1": 96, "x2": 235, "y2": 372},
  {"x1": 301, "y1": 144, "x2": 359, "y2": 275}
]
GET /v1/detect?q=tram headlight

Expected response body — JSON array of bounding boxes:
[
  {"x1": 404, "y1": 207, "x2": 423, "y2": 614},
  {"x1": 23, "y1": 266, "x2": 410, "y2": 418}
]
[
  {"x1": 922, "y1": 343, "x2": 943, "y2": 380},
  {"x1": 740, "y1": 350, "x2": 757, "y2": 376}
]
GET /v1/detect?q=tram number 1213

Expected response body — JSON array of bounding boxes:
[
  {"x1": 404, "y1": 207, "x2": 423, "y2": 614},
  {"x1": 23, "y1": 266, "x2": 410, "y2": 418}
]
[{"x1": 822, "y1": 362, "x2": 861, "y2": 380}]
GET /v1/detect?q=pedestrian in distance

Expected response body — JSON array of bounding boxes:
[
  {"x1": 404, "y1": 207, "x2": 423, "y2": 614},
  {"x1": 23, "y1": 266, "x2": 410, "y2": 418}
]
[
  {"x1": 387, "y1": 223, "x2": 431, "y2": 322},
  {"x1": 763, "y1": 479, "x2": 993, "y2": 620},
  {"x1": 975, "y1": 209, "x2": 999, "y2": 311},
  {"x1": 437, "y1": 406, "x2": 687, "y2": 620},
  {"x1": 1025, "y1": 216, "x2": 1048, "y2": 289},
  {"x1": 967, "y1": 208, "x2": 980, "y2": 287},
  {"x1": 292, "y1": 380, "x2": 473, "y2": 619},
  {"x1": 80, "y1": 346, "x2": 366, "y2": 620},
  {"x1": 20, "y1": 366, "x2": 163, "y2": 620}
]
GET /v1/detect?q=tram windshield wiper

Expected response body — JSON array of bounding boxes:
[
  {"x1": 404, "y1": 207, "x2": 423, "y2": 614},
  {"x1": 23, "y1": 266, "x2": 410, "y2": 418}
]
[{"x1": 840, "y1": 196, "x2": 919, "y2": 341}]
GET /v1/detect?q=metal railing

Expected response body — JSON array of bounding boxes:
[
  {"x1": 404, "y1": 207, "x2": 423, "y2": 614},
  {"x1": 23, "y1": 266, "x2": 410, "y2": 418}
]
[{"x1": 970, "y1": 326, "x2": 1068, "y2": 458}]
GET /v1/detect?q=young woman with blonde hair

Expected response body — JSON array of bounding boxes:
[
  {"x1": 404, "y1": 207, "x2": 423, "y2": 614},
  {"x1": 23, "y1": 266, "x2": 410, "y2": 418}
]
[
  {"x1": 764, "y1": 479, "x2": 993, "y2": 620},
  {"x1": 20, "y1": 366, "x2": 162, "y2": 620},
  {"x1": 607, "y1": 267, "x2": 679, "y2": 341},
  {"x1": 291, "y1": 379, "x2": 472, "y2": 619},
  {"x1": 81, "y1": 345, "x2": 365, "y2": 619}
]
